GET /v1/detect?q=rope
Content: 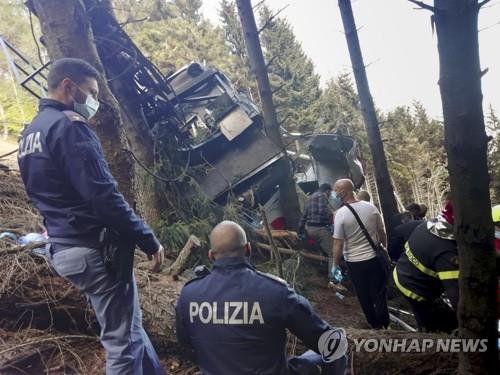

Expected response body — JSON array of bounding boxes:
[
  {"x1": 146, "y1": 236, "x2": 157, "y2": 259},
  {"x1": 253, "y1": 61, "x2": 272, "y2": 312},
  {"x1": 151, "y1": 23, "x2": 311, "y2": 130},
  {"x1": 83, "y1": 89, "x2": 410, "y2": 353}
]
[
  {"x1": 122, "y1": 148, "x2": 191, "y2": 183},
  {"x1": 0, "y1": 148, "x2": 18, "y2": 159}
]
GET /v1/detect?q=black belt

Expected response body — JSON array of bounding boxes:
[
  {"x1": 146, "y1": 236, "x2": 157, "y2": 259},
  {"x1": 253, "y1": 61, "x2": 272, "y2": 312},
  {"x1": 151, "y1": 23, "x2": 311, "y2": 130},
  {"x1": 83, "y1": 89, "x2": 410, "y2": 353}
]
[{"x1": 306, "y1": 222, "x2": 329, "y2": 227}]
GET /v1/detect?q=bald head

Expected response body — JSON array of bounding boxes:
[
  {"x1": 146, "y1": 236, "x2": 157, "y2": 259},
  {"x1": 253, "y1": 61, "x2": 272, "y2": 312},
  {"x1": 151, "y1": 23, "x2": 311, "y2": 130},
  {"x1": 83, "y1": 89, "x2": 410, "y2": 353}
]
[
  {"x1": 357, "y1": 190, "x2": 371, "y2": 202},
  {"x1": 334, "y1": 178, "x2": 355, "y2": 202},
  {"x1": 209, "y1": 220, "x2": 248, "y2": 259}
]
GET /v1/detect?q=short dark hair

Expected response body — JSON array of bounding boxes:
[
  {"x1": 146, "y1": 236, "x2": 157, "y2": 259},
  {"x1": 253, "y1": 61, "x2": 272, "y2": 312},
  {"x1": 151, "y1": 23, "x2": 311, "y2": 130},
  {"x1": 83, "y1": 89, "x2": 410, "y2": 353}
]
[
  {"x1": 47, "y1": 58, "x2": 100, "y2": 90},
  {"x1": 391, "y1": 212, "x2": 412, "y2": 227},
  {"x1": 318, "y1": 183, "x2": 332, "y2": 193}
]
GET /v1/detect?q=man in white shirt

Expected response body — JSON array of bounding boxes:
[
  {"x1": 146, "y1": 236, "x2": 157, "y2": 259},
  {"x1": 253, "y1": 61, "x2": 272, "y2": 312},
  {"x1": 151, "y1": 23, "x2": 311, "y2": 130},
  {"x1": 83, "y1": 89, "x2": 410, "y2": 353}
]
[{"x1": 331, "y1": 179, "x2": 389, "y2": 329}]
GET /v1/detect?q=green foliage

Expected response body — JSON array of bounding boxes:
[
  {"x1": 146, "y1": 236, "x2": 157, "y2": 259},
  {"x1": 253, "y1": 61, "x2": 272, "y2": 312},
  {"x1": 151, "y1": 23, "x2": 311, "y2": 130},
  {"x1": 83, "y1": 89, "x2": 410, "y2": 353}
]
[
  {"x1": 317, "y1": 75, "x2": 366, "y2": 137},
  {"x1": 381, "y1": 102, "x2": 448, "y2": 215},
  {"x1": 0, "y1": 0, "x2": 41, "y2": 136},
  {"x1": 218, "y1": 0, "x2": 257, "y2": 97},
  {"x1": 0, "y1": 83, "x2": 37, "y2": 135},
  {"x1": 132, "y1": 17, "x2": 237, "y2": 77},
  {"x1": 316, "y1": 74, "x2": 448, "y2": 215},
  {"x1": 156, "y1": 179, "x2": 223, "y2": 252},
  {"x1": 259, "y1": 5, "x2": 321, "y2": 133}
]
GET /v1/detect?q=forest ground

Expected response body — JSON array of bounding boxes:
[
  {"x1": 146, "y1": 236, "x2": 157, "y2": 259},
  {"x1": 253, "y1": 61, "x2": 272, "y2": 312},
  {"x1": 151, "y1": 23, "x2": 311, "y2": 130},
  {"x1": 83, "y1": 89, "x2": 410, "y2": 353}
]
[{"x1": 0, "y1": 169, "x2": 458, "y2": 374}]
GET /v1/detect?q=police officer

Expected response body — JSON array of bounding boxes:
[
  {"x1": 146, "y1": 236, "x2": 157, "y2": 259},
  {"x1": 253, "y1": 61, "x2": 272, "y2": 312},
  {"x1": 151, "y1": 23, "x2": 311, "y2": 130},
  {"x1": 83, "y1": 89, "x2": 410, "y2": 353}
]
[
  {"x1": 393, "y1": 201, "x2": 458, "y2": 333},
  {"x1": 17, "y1": 58, "x2": 165, "y2": 374},
  {"x1": 176, "y1": 220, "x2": 347, "y2": 375}
]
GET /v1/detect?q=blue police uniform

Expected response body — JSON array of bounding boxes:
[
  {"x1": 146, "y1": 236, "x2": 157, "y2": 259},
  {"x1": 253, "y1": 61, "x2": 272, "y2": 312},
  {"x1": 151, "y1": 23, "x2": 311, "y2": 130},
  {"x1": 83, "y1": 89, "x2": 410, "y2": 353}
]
[
  {"x1": 176, "y1": 256, "x2": 347, "y2": 375},
  {"x1": 18, "y1": 98, "x2": 164, "y2": 375}
]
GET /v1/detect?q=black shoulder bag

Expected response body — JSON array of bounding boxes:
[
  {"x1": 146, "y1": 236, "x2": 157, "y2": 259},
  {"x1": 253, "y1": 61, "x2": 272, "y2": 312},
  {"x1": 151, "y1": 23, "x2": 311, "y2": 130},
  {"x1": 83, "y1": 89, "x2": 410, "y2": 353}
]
[{"x1": 344, "y1": 203, "x2": 392, "y2": 275}]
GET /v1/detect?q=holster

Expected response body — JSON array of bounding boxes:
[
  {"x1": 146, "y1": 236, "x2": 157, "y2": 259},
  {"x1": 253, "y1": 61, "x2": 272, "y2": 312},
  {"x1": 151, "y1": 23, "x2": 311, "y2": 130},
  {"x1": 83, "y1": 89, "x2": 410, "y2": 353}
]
[{"x1": 99, "y1": 228, "x2": 135, "y2": 283}]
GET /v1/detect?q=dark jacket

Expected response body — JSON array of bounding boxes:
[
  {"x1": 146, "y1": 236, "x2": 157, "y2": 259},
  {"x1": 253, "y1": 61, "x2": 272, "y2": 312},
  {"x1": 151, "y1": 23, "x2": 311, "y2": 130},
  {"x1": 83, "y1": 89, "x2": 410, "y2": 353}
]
[
  {"x1": 176, "y1": 256, "x2": 334, "y2": 375},
  {"x1": 393, "y1": 220, "x2": 459, "y2": 310},
  {"x1": 388, "y1": 220, "x2": 424, "y2": 261},
  {"x1": 17, "y1": 99, "x2": 159, "y2": 254}
]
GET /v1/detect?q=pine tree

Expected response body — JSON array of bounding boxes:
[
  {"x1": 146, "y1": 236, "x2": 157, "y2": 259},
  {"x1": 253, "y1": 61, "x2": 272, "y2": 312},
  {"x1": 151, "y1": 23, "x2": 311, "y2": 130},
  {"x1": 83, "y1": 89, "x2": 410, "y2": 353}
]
[
  {"x1": 218, "y1": 0, "x2": 256, "y2": 98},
  {"x1": 259, "y1": 5, "x2": 321, "y2": 133}
]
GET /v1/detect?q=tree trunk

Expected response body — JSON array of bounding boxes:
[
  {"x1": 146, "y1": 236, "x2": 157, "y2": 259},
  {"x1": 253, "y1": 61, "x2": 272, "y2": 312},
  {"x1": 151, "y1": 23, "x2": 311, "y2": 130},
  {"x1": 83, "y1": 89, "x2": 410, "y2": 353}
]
[
  {"x1": 30, "y1": 0, "x2": 136, "y2": 202},
  {"x1": 83, "y1": 0, "x2": 170, "y2": 224},
  {"x1": 235, "y1": 0, "x2": 301, "y2": 230},
  {"x1": 433, "y1": 1, "x2": 496, "y2": 373},
  {"x1": 338, "y1": 0, "x2": 399, "y2": 231}
]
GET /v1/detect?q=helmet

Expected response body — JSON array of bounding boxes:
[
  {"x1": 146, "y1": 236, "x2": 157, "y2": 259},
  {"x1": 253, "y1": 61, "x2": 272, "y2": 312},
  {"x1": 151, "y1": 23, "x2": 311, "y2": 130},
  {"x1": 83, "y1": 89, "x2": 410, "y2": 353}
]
[{"x1": 493, "y1": 205, "x2": 500, "y2": 223}]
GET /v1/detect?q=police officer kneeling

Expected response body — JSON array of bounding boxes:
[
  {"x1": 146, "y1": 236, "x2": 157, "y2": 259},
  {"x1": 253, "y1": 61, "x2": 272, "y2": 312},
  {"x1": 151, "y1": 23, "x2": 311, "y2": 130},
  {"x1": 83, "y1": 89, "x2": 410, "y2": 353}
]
[
  {"x1": 176, "y1": 220, "x2": 348, "y2": 375},
  {"x1": 18, "y1": 58, "x2": 165, "y2": 374}
]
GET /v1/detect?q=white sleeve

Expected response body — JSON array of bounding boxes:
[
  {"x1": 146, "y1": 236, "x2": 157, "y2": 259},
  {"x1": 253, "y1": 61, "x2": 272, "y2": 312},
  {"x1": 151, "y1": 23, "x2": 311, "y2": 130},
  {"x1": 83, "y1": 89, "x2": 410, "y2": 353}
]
[{"x1": 333, "y1": 209, "x2": 345, "y2": 239}]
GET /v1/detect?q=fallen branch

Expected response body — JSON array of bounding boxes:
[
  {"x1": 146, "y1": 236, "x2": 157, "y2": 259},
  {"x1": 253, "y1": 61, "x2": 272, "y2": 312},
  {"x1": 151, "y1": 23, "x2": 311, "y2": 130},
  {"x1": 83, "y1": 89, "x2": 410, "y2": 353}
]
[
  {"x1": 255, "y1": 242, "x2": 328, "y2": 262},
  {"x1": 255, "y1": 229, "x2": 299, "y2": 240},
  {"x1": 166, "y1": 235, "x2": 201, "y2": 277},
  {"x1": 0, "y1": 334, "x2": 97, "y2": 357},
  {"x1": 260, "y1": 207, "x2": 284, "y2": 278}
]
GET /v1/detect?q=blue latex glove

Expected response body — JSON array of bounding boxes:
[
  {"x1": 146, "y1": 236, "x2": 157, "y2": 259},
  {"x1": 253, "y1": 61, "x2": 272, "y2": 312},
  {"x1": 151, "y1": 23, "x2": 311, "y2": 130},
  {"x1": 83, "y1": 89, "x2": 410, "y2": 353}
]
[
  {"x1": 298, "y1": 232, "x2": 307, "y2": 241},
  {"x1": 330, "y1": 265, "x2": 343, "y2": 283}
]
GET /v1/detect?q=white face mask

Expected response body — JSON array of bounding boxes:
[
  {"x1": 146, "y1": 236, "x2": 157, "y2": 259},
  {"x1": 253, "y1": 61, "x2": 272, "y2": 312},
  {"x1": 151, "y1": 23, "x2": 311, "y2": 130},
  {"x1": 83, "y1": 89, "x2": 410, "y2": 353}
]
[
  {"x1": 329, "y1": 191, "x2": 343, "y2": 209},
  {"x1": 495, "y1": 229, "x2": 500, "y2": 239},
  {"x1": 74, "y1": 93, "x2": 99, "y2": 119},
  {"x1": 70, "y1": 81, "x2": 99, "y2": 119}
]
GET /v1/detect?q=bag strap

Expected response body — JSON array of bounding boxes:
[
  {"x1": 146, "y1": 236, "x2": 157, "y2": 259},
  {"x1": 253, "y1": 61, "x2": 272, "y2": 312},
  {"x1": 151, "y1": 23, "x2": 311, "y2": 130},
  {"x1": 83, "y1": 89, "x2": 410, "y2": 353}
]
[{"x1": 344, "y1": 203, "x2": 379, "y2": 253}]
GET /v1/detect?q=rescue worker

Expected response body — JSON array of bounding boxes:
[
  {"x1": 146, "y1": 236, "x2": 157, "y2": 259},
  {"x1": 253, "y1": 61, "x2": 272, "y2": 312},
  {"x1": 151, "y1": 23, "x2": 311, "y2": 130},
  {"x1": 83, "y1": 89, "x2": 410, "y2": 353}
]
[
  {"x1": 17, "y1": 58, "x2": 165, "y2": 374},
  {"x1": 298, "y1": 183, "x2": 334, "y2": 275},
  {"x1": 176, "y1": 221, "x2": 348, "y2": 375},
  {"x1": 393, "y1": 201, "x2": 458, "y2": 333},
  {"x1": 493, "y1": 204, "x2": 500, "y2": 253},
  {"x1": 388, "y1": 212, "x2": 423, "y2": 261}
]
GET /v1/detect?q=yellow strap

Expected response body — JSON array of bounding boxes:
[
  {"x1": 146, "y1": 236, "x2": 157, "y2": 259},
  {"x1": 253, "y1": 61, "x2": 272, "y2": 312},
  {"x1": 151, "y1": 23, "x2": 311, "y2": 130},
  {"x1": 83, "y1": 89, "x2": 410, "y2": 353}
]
[
  {"x1": 393, "y1": 268, "x2": 426, "y2": 301},
  {"x1": 438, "y1": 270, "x2": 459, "y2": 280},
  {"x1": 405, "y1": 243, "x2": 438, "y2": 278}
]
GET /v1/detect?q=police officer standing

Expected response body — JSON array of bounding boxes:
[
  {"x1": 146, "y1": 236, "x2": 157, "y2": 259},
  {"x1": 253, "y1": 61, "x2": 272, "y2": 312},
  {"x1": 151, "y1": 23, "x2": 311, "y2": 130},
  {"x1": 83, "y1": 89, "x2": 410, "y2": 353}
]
[
  {"x1": 176, "y1": 220, "x2": 347, "y2": 375},
  {"x1": 17, "y1": 58, "x2": 165, "y2": 374}
]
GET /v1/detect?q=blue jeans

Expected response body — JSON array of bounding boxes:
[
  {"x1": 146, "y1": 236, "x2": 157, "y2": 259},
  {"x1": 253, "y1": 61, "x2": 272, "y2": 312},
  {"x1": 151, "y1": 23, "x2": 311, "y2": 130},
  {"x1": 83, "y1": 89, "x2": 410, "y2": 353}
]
[
  {"x1": 50, "y1": 246, "x2": 165, "y2": 375},
  {"x1": 288, "y1": 350, "x2": 347, "y2": 375}
]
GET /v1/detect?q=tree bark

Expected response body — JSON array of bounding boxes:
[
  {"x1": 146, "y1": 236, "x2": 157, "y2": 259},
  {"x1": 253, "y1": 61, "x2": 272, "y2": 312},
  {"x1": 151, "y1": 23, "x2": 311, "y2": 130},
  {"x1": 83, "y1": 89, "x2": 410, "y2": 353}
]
[
  {"x1": 432, "y1": 1, "x2": 496, "y2": 373},
  {"x1": 338, "y1": 0, "x2": 399, "y2": 232},
  {"x1": 235, "y1": 0, "x2": 301, "y2": 230},
  {"x1": 30, "y1": 0, "x2": 135, "y2": 202},
  {"x1": 83, "y1": 0, "x2": 170, "y2": 224}
]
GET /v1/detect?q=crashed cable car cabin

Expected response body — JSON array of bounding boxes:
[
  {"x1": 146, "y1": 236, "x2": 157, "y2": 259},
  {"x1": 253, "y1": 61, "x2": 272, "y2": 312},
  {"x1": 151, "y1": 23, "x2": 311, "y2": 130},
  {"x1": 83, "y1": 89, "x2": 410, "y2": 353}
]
[
  {"x1": 1, "y1": 32, "x2": 364, "y2": 230},
  {"x1": 167, "y1": 63, "x2": 365, "y2": 228}
]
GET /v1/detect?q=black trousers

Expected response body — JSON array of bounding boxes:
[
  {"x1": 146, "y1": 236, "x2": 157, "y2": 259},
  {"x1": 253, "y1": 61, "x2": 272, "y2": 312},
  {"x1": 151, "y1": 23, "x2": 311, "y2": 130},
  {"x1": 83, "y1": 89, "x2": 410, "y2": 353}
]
[
  {"x1": 347, "y1": 257, "x2": 390, "y2": 329},
  {"x1": 406, "y1": 297, "x2": 458, "y2": 333}
]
